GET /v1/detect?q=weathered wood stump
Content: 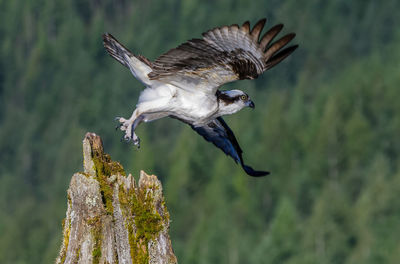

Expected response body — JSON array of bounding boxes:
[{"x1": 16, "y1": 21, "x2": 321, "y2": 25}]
[{"x1": 56, "y1": 132, "x2": 177, "y2": 264}]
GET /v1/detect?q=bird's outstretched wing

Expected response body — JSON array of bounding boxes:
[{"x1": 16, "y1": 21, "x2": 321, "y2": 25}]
[
  {"x1": 148, "y1": 18, "x2": 297, "y2": 94},
  {"x1": 190, "y1": 117, "x2": 269, "y2": 177}
]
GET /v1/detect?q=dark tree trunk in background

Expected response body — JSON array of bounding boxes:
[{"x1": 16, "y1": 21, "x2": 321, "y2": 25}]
[{"x1": 56, "y1": 133, "x2": 177, "y2": 264}]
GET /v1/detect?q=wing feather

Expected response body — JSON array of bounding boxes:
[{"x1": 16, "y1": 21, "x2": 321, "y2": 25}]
[
  {"x1": 265, "y1": 45, "x2": 299, "y2": 70},
  {"x1": 190, "y1": 117, "x2": 269, "y2": 177},
  {"x1": 264, "y1": 33, "x2": 296, "y2": 60},
  {"x1": 229, "y1": 24, "x2": 240, "y2": 45},
  {"x1": 149, "y1": 18, "x2": 298, "y2": 94},
  {"x1": 260, "y1": 24, "x2": 284, "y2": 51},
  {"x1": 210, "y1": 28, "x2": 225, "y2": 50},
  {"x1": 241, "y1": 21, "x2": 250, "y2": 33},
  {"x1": 205, "y1": 30, "x2": 219, "y2": 46},
  {"x1": 250, "y1": 18, "x2": 266, "y2": 41}
]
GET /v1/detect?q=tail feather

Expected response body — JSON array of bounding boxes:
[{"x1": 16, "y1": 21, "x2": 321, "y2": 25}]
[
  {"x1": 102, "y1": 33, "x2": 153, "y2": 86},
  {"x1": 102, "y1": 33, "x2": 134, "y2": 69}
]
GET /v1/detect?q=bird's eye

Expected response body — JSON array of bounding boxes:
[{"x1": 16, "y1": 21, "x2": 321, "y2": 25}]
[{"x1": 241, "y1": 95, "x2": 247, "y2": 100}]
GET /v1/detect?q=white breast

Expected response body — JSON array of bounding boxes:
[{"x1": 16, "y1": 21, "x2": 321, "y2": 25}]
[{"x1": 173, "y1": 89, "x2": 218, "y2": 124}]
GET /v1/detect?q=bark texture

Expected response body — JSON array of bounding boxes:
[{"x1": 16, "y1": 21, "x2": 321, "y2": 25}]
[{"x1": 56, "y1": 132, "x2": 177, "y2": 264}]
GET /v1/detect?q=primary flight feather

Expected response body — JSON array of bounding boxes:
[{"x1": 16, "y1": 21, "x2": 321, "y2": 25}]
[{"x1": 103, "y1": 18, "x2": 298, "y2": 177}]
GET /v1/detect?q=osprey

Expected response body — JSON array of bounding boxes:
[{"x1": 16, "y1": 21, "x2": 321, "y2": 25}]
[{"x1": 103, "y1": 18, "x2": 297, "y2": 177}]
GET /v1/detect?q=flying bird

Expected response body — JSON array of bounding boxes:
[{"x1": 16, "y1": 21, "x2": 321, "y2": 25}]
[{"x1": 103, "y1": 18, "x2": 297, "y2": 177}]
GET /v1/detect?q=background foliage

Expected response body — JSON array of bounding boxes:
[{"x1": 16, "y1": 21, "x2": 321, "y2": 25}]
[{"x1": 1, "y1": 0, "x2": 400, "y2": 263}]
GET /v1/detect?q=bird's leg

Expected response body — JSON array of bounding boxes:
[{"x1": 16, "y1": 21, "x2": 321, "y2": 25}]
[
  {"x1": 130, "y1": 114, "x2": 145, "y2": 147},
  {"x1": 115, "y1": 96, "x2": 171, "y2": 147}
]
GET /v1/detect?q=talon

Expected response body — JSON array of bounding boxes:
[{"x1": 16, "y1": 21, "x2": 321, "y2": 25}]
[
  {"x1": 133, "y1": 137, "x2": 140, "y2": 148},
  {"x1": 115, "y1": 114, "x2": 139, "y2": 146},
  {"x1": 115, "y1": 116, "x2": 127, "y2": 123}
]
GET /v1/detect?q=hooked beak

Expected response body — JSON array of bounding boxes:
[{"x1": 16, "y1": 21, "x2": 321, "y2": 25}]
[{"x1": 247, "y1": 100, "x2": 255, "y2": 109}]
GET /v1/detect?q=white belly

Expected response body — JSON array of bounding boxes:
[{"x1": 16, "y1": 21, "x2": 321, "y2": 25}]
[{"x1": 137, "y1": 83, "x2": 218, "y2": 125}]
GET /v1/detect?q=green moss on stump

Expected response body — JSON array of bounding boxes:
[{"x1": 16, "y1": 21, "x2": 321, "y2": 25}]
[
  {"x1": 87, "y1": 216, "x2": 102, "y2": 263},
  {"x1": 118, "y1": 183, "x2": 164, "y2": 264},
  {"x1": 83, "y1": 135, "x2": 169, "y2": 263},
  {"x1": 59, "y1": 218, "x2": 70, "y2": 264},
  {"x1": 89, "y1": 147, "x2": 124, "y2": 261},
  {"x1": 59, "y1": 193, "x2": 73, "y2": 264},
  {"x1": 92, "y1": 150, "x2": 125, "y2": 215}
]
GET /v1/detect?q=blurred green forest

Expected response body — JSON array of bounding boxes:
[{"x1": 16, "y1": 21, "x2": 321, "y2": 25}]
[{"x1": 1, "y1": 0, "x2": 400, "y2": 263}]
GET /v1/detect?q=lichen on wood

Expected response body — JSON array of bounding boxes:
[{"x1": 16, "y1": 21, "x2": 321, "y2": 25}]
[{"x1": 55, "y1": 132, "x2": 177, "y2": 264}]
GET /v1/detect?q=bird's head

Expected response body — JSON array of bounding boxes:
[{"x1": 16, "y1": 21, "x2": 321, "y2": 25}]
[{"x1": 217, "y1": 90, "x2": 255, "y2": 115}]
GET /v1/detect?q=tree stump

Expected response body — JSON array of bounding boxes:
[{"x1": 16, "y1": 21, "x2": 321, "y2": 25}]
[{"x1": 55, "y1": 132, "x2": 177, "y2": 264}]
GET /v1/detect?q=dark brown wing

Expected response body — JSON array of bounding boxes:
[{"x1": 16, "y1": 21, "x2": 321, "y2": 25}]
[{"x1": 148, "y1": 18, "x2": 298, "y2": 94}]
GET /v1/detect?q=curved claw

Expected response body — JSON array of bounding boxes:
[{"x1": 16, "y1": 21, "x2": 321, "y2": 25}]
[
  {"x1": 120, "y1": 134, "x2": 140, "y2": 148},
  {"x1": 133, "y1": 138, "x2": 140, "y2": 149},
  {"x1": 115, "y1": 116, "x2": 128, "y2": 124}
]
